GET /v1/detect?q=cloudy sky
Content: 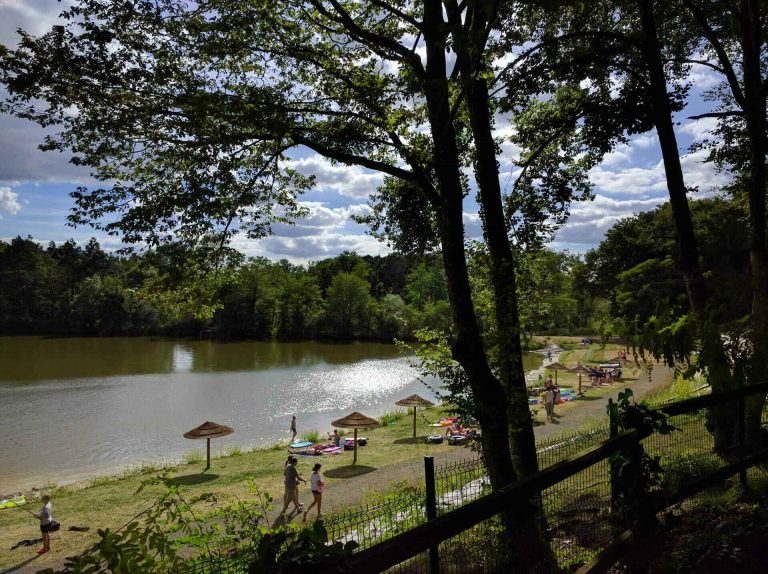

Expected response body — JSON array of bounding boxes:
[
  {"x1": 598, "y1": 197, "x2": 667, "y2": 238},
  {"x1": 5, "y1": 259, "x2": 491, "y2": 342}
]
[{"x1": 0, "y1": 1, "x2": 729, "y2": 263}]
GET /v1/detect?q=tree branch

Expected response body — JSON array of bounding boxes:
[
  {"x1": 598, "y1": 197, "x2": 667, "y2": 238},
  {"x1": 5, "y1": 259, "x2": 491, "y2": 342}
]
[
  {"x1": 687, "y1": 110, "x2": 744, "y2": 120},
  {"x1": 680, "y1": 0, "x2": 746, "y2": 108}
]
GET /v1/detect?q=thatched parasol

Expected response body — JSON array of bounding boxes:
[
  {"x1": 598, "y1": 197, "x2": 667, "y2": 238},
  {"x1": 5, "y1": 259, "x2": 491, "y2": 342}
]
[
  {"x1": 568, "y1": 364, "x2": 593, "y2": 395},
  {"x1": 395, "y1": 394, "x2": 435, "y2": 437},
  {"x1": 183, "y1": 421, "x2": 234, "y2": 470},
  {"x1": 331, "y1": 412, "x2": 380, "y2": 464},
  {"x1": 543, "y1": 361, "x2": 569, "y2": 384}
]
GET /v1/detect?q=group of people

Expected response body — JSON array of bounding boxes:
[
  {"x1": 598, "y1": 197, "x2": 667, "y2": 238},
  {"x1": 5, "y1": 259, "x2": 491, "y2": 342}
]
[
  {"x1": 588, "y1": 366, "x2": 621, "y2": 386},
  {"x1": 281, "y1": 456, "x2": 325, "y2": 522},
  {"x1": 541, "y1": 375, "x2": 561, "y2": 422}
]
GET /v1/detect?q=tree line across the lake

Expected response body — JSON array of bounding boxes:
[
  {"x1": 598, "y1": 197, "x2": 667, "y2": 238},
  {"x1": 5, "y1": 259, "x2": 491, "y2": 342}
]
[
  {"x1": 1, "y1": 196, "x2": 751, "y2": 342},
  {"x1": 0, "y1": 234, "x2": 600, "y2": 340}
]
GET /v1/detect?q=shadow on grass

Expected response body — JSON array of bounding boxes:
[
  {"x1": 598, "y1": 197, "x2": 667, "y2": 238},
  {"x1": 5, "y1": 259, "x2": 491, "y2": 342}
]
[
  {"x1": 393, "y1": 436, "x2": 427, "y2": 445},
  {"x1": 324, "y1": 465, "x2": 377, "y2": 479},
  {"x1": 576, "y1": 395, "x2": 603, "y2": 401},
  {"x1": 171, "y1": 473, "x2": 220, "y2": 485},
  {"x1": 0, "y1": 555, "x2": 39, "y2": 574}
]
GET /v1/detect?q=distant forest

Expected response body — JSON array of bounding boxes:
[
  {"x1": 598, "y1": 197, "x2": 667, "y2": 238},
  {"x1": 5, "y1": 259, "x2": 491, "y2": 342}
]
[
  {"x1": 0, "y1": 236, "x2": 603, "y2": 341},
  {"x1": 0, "y1": 197, "x2": 748, "y2": 342}
]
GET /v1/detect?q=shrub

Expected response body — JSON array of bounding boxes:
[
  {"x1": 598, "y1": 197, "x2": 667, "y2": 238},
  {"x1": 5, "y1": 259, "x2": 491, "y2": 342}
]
[
  {"x1": 184, "y1": 449, "x2": 204, "y2": 465},
  {"x1": 379, "y1": 409, "x2": 407, "y2": 427},
  {"x1": 301, "y1": 430, "x2": 321, "y2": 443}
]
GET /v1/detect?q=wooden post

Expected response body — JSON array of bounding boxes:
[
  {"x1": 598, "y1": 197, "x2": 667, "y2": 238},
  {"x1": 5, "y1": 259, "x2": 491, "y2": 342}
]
[
  {"x1": 206, "y1": 438, "x2": 211, "y2": 471},
  {"x1": 353, "y1": 428, "x2": 358, "y2": 465},
  {"x1": 413, "y1": 407, "x2": 417, "y2": 437},
  {"x1": 424, "y1": 456, "x2": 440, "y2": 574}
]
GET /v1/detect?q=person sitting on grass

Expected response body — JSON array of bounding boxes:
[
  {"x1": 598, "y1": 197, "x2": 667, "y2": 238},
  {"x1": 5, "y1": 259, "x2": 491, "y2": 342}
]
[{"x1": 327, "y1": 429, "x2": 341, "y2": 447}]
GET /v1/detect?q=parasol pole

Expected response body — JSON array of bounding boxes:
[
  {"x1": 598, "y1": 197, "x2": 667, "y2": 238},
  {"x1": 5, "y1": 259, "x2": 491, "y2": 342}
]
[
  {"x1": 206, "y1": 438, "x2": 211, "y2": 471},
  {"x1": 412, "y1": 406, "x2": 417, "y2": 437},
  {"x1": 353, "y1": 428, "x2": 358, "y2": 465}
]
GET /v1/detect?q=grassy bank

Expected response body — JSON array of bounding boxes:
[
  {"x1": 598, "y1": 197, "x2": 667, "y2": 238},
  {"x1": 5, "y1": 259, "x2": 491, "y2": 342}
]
[
  {"x1": 0, "y1": 406, "x2": 455, "y2": 571},
  {"x1": 0, "y1": 339, "x2": 658, "y2": 572}
]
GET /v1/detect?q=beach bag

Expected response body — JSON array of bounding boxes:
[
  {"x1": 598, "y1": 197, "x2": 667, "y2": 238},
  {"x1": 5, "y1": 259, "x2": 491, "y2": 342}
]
[
  {"x1": 317, "y1": 479, "x2": 325, "y2": 494},
  {"x1": 49, "y1": 520, "x2": 61, "y2": 532}
]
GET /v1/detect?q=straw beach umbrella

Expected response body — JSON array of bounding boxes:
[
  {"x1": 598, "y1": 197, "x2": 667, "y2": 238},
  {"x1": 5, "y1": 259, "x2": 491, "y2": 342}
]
[
  {"x1": 183, "y1": 421, "x2": 234, "y2": 471},
  {"x1": 568, "y1": 364, "x2": 593, "y2": 395},
  {"x1": 331, "y1": 412, "x2": 380, "y2": 464},
  {"x1": 395, "y1": 394, "x2": 435, "y2": 437},
  {"x1": 543, "y1": 361, "x2": 569, "y2": 384}
]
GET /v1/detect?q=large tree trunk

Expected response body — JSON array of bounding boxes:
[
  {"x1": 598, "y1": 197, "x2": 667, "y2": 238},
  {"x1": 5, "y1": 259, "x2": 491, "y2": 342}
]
[
  {"x1": 737, "y1": 0, "x2": 768, "y2": 446},
  {"x1": 421, "y1": 0, "x2": 517, "y2": 491},
  {"x1": 637, "y1": 0, "x2": 736, "y2": 451},
  {"x1": 463, "y1": 63, "x2": 557, "y2": 569}
]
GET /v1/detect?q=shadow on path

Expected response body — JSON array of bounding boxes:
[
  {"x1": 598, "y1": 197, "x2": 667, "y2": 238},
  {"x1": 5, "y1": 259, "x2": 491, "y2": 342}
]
[
  {"x1": 393, "y1": 437, "x2": 427, "y2": 445},
  {"x1": 324, "y1": 465, "x2": 376, "y2": 479}
]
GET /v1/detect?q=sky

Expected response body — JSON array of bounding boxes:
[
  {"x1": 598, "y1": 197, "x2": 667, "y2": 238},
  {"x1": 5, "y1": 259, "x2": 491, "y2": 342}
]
[{"x1": 0, "y1": 1, "x2": 730, "y2": 264}]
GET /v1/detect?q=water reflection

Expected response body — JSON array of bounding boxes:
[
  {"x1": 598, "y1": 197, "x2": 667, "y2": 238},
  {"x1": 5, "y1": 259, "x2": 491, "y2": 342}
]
[{"x1": 0, "y1": 337, "x2": 542, "y2": 491}]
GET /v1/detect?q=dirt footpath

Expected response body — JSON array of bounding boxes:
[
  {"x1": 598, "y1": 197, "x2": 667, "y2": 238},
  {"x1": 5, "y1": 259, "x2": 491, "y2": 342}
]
[{"x1": 286, "y1": 362, "x2": 674, "y2": 521}]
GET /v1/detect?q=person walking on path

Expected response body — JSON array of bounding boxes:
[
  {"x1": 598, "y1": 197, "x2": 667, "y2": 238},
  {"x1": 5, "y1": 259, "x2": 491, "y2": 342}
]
[
  {"x1": 303, "y1": 463, "x2": 325, "y2": 522},
  {"x1": 542, "y1": 388, "x2": 556, "y2": 423},
  {"x1": 281, "y1": 457, "x2": 306, "y2": 515},
  {"x1": 290, "y1": 416, "x2": 297, "y2": 443},
  {"x1": 34, "y1": 494, "x2": 53, "y2": 554}
]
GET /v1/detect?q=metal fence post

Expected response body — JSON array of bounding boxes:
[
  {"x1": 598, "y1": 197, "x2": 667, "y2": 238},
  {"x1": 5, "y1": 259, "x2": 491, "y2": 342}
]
[
  {"x1": 608, "y1": 398, "x2": 621, "y2": 526},
  {"x1": 425, "y1": 456, "x2": 440, "y2": 574},
  {"x1": 737, "y1": 390, "x2": 748, "y2": 487}
]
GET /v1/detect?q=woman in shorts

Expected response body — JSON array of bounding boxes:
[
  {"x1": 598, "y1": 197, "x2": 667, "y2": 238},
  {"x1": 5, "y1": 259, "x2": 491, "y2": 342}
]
[{"x1": 303, "y1": 463, "x2": 325, "y2": 522}]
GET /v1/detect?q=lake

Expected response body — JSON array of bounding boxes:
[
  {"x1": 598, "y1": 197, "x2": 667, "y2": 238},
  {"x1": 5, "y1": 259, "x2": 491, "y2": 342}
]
[{"x1": 0, "y1": 336, "x2": 542, "y2": 491}]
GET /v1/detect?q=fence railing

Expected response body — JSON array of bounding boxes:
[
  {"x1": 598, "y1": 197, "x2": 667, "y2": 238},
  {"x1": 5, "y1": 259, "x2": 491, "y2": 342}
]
[
  {"x1": 314, "y1": 381, "x2": 768, "y2": 574},
  {"x1": 183, "y1": 382, "x2": 768, "y2": 574}
]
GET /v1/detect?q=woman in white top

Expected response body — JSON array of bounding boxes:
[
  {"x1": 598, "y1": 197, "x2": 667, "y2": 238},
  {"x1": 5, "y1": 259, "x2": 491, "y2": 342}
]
[
  {"x1": 34, "y1": 494, "x2": 53, "y2": 554},
  {"x1": 303, "y1": 463, "x2": 325, "y2": 522}
]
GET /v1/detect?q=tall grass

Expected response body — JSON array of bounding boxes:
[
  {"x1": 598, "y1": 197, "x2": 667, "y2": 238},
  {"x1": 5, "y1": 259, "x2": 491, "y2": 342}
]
[
  {"x1": 183, "y1": 449, "x2": 204, "y2": 465},
  {"x1": 225, "y1": 445, "x2": 244, "y2": 457},
  {"x1": 379, "y1": 409, "x2": 407, "y2": 427},
  {"x1": 300, "y1": 430, "x2": 321, "y2": 443}
]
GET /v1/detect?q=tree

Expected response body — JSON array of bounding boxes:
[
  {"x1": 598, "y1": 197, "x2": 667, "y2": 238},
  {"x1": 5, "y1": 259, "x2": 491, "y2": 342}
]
[
  {"x1": 0, "y1": 2, "x2": 599, "y2": 563},
  {"x1": 324, "y1": 272, "x2": 372, "y2": 339}
]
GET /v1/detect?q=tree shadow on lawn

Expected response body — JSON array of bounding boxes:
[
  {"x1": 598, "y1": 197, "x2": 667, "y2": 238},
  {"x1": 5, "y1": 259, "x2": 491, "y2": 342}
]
[
  {"x1": 171, "y1": 473, "x2": 220, "y2": 485},
  {"x1": 1, "y1": 555, "x2": 40, "y2": 574},
  {"x1": 575, "y1": 395, "x2": 603, "y2": 401},
  {"x1": 324, "y1": 465, "x2": 377, "y2": 479},
  {"x1": 393, "y1": 436, "x2": 427, "y2": 445}
]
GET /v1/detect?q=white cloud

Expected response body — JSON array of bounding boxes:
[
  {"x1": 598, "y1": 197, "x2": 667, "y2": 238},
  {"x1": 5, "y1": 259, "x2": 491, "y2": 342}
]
[
  {"x1": 0, "y1": 1, "x2": 72, "y2": 47},
  {"x1": 0, "y1": 187, "x2": 22, "y2": 216},
  {"x1": 678, "y1": 116, "x2": 718, "y2": 141},
  {"x1": 589, "y1": 147, "x2": 729, "y2": 197},
  {"x1": 284, "y1": 155, "x2": 384, "y2": 199}
]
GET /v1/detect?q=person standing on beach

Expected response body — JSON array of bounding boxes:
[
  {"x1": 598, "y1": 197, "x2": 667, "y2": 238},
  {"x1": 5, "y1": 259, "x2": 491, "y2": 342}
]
[
  {"x1": 290, "y1": 415, "x2": 297, "y2": 443},
  {"x1": 34, "y1": 494, "x2": 53, "y2": 554}
]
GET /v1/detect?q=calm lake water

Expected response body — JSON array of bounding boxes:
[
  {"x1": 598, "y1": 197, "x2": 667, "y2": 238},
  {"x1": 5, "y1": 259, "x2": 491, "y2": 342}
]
[{"x1": 0, "y1": 336, "x2": 541, "y2": 490}]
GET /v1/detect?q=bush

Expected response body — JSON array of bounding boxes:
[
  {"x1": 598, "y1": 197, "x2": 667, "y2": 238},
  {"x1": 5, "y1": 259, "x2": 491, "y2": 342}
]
[
  {"x1": 379, "y1": 409, "x2": 407, "y2": 427},
  {"x1": 301, "y1": 430, "x2": 321, "y2": 443}
]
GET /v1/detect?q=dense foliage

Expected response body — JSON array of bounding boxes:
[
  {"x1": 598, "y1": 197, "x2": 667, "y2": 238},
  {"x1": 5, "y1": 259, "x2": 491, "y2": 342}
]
[{"x1": 1, "y1": 236, "x2": 605, "y2": 341}]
